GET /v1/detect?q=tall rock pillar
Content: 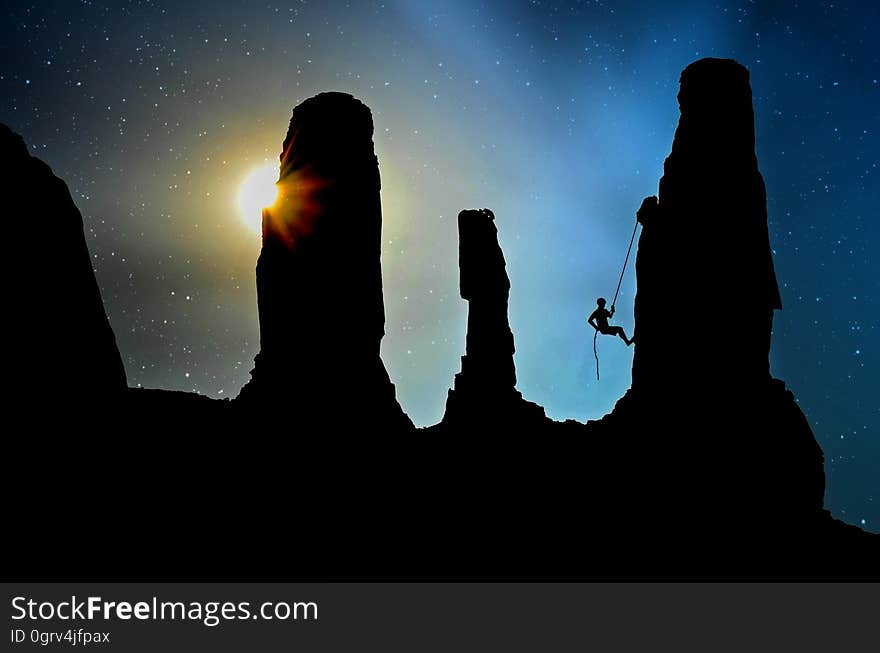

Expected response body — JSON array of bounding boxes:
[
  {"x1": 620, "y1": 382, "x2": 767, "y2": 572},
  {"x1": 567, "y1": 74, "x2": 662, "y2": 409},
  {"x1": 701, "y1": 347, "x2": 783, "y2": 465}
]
[
  {"x1": 442, "y1": 209, "x2": 544, "y2": 426},
  {"x1": 632, "y1": 58, "x2": 782, "y2": 396},
  {"x1": 617, "y1": 60, "x2": 823, "y2": 532},
  {"x1": 237, "y1": 92, "x2": 411, "y2": 431}
]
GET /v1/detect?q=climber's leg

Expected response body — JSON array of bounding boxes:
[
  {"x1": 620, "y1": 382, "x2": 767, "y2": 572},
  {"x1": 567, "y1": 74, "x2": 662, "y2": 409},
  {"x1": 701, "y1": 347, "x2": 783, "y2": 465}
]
[{"x1": 608, "y1": 326, "x2": 632, "y2": 346}]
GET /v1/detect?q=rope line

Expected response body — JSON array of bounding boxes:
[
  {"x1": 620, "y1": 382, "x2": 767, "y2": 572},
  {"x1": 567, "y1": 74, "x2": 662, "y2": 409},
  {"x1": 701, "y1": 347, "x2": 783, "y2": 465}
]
[
  {"x1": 611, "y1": 216, "x2": 640, "y2": 310},
  {"x1": 594, "y1": 215, "x2": 640, "y2": 382}
]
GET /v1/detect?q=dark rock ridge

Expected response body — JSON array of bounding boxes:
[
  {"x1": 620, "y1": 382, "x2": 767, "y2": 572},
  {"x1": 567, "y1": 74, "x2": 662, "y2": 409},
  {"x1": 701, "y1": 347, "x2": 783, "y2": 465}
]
[
  {"x1": 235, "y1": 92, "x2": 412, "y2": 431},
  {"x1": 4, "y1": 66, "x2": 877, "y2": 580},
  {"x1": 2, "y1": 123, "x2": 126, "y2": 405},
  {"x1": 440, "y1": 208, "x2": 546, "y2": 428}
]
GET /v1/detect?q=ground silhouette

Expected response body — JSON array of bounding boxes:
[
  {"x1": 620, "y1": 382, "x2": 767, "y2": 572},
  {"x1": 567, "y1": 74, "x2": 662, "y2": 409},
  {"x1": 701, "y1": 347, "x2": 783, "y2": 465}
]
[{"x1": 3, "y1": 59, "x2": 877, "y2": 580}]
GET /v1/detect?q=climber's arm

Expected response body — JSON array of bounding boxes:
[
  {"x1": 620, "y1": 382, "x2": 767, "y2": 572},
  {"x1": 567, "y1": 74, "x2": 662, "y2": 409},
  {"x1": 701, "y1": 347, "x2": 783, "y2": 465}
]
[{"x1": 587, "y1": 310, "x2": 599, "y2": 330}]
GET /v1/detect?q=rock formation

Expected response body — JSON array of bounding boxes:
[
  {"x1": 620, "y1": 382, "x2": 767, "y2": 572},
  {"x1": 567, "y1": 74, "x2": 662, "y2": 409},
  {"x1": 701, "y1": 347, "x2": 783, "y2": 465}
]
[
  {"x1": 631, "y1": 58, "x2": 782, "y2": 392},
  {"x1": 441, "y1": 208, "x2": 545, "y2": 427},
  {"x1": 236, "y1": 92, "x2": 412, "y2": 431},
  {"x1": 3, "y1": 67, "x2": 876, "y2": 581},
  {"x1": 597, "y1": 58, "x2": 826, "y2": 549},
  {"x1": 2, "y1": 123, "x2": 126, "y2": 406}
]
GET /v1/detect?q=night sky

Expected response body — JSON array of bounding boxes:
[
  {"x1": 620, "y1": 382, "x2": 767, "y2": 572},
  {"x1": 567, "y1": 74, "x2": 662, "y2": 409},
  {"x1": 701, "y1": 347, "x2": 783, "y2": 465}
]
[{"x1": 2, "y1": 1, "x2": 876, "y2": 531}]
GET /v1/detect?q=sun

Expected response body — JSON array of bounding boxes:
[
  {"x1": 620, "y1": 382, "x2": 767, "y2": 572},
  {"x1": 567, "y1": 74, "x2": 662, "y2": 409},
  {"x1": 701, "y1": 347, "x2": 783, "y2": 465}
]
[{"x1": 237, "y1": 163, "x2": 280, "y2": 235}]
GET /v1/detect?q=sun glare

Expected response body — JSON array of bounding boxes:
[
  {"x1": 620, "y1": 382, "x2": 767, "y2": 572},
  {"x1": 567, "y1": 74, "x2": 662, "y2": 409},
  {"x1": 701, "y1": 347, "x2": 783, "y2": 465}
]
[{"x1": 237, "y1": 164, "x2": 280, "y2": 235}]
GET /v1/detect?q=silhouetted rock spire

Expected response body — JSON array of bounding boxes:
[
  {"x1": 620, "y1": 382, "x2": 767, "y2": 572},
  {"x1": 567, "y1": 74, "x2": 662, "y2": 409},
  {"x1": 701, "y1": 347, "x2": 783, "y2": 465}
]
[
  {"x1": 632, "y1": 58, "x2": 781, "y2": 393},
  {"x1": 607, "y1": 58, "x2": 824, "y2": 538},
  {"x1": 2, "y1": 123, "x2": 126, "y2": 404},
  {"x1": 441, "y1": 208, "x2": 545, "y2": 425},
  {"x1": 236, "y1": 92, "x2": 411, "y2": 430}
]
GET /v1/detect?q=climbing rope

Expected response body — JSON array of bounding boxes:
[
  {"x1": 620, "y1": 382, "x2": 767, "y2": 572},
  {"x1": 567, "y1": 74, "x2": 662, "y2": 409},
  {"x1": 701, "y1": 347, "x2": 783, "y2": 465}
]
[
  {"x1": 593, "y1": 215, "x2": 640, "y2": 381},
  {"x1": 610, "y1": 215, "x2": 640, "y2": 311}
]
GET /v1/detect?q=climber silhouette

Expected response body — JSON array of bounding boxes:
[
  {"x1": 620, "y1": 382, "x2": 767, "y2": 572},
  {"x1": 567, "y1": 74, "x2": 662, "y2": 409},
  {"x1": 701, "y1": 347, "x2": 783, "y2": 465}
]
[{"x1": 588, "y1": 298, "x2": 632, "y2": 346}]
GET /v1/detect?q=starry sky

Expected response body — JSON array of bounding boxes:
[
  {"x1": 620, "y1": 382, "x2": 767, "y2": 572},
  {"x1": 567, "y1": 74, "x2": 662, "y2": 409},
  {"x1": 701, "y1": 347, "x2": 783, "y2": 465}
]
[{"x1": 2, "y1": 1, "x2": 876, "y2": 531}]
